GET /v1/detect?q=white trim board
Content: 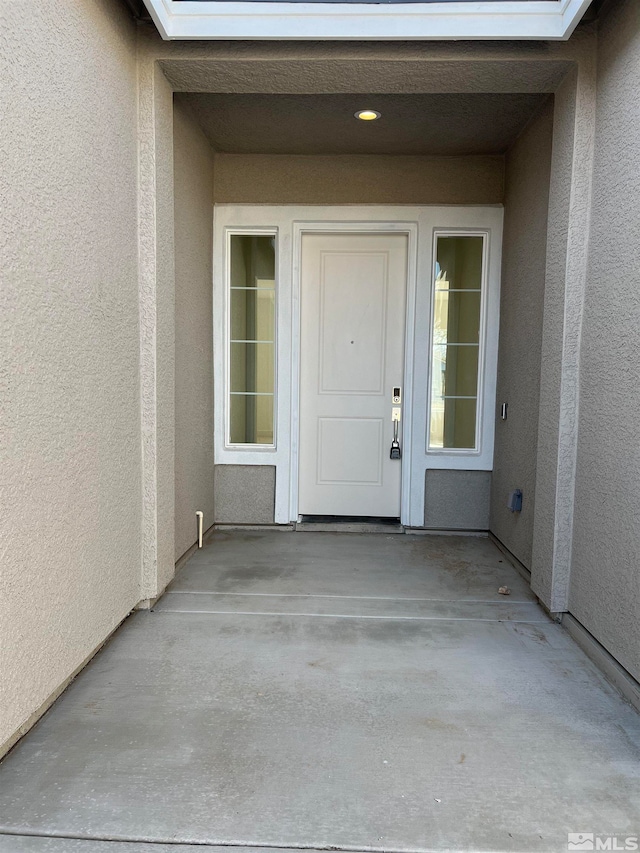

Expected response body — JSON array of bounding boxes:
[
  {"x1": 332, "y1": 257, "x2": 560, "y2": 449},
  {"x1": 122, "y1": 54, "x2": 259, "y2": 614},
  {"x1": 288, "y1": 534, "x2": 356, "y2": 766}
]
[
  {"x1": 213, "y1": 205, "x2": 503, "y2": 527},
  {"x1": 142, "y1": 0, "x2": 592, "y2": 41}
]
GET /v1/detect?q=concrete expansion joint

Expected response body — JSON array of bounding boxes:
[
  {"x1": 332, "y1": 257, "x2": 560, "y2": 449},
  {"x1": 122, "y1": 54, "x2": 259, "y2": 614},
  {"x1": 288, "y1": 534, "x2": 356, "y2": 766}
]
[
  {"x1": 0, "y1": 830, "x2": 439, "y2": 852},
  {"x1": 161, "y1": 591, "x2": 536, "y2": 602},
  {"x1": 153, "y1": 588, "x2": 549, "y2": 624},
  {"x1": 152, "y1": 612, "x2": 549, "y2": 624}
]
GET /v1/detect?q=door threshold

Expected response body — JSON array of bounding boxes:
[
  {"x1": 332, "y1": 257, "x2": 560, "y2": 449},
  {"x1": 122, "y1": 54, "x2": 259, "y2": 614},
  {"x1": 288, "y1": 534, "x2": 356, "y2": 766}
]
[{"x1": 296, "y1": 515, "x2": 404, "y2": 534}]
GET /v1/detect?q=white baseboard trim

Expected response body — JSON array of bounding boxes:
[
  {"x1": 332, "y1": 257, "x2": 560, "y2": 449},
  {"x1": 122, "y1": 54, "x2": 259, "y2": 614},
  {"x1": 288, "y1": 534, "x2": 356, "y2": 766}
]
[{"x1": 562, "y1": 613, "x2": 640, "y2": 715}]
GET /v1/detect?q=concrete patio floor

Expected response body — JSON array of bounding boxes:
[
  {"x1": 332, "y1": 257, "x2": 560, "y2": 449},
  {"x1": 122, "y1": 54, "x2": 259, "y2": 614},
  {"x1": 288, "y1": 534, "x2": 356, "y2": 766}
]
[{"x1": 0, "y1": 531, "x2": 639, "y2": 853}]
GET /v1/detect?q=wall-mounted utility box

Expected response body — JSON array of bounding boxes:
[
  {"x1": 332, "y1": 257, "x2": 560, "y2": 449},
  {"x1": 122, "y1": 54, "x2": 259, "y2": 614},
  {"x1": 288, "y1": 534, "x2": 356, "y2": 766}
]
[{"x1": 508, "y1": 489, "x2": 523, "y2": 513}]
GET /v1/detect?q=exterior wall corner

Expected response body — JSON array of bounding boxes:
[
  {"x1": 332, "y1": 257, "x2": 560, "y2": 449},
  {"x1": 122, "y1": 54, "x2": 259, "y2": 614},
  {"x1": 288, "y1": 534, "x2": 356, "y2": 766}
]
[
  {"x1": 137, "y1": 52, "x2": 176, "y2": 599},
  {"x1": 531, "y1": 40, "x2": 597, "y2": 612}
]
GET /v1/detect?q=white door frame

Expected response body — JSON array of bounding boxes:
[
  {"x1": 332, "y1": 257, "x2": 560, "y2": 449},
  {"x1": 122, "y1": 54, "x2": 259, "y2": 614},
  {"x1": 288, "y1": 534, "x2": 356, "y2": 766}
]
[
  {"x1": 292, "y1": 222, "x2": 418, "y2": 524},
  {"x1": 213, "y1": 205, "x2": 502, "y2": 527}
]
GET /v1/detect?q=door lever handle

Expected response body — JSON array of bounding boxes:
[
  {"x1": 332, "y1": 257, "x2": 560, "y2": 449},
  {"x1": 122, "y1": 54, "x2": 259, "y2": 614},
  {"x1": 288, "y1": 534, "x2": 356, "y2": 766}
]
[{"x1": 390, "y1": 417, "x2": 402, "y2": 460}]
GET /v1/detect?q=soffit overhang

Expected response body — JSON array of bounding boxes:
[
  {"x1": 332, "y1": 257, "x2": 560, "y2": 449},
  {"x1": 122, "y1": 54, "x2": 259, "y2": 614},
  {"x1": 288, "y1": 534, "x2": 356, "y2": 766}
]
[{"x1": 141, "y1": 0, "x2": 593, "y2": 41}]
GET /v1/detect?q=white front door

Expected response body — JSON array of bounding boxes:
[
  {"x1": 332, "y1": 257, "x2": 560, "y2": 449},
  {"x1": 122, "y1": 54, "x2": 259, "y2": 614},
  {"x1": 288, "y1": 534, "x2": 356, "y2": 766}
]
[{"x1": 299, "y1": 233, "x2": 408, "y2": 517}]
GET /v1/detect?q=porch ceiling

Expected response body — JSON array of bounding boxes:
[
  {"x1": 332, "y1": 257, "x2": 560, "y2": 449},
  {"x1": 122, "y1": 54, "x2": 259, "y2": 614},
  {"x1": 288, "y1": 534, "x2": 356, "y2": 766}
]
[{"x1": 178, "y1": 91, "x2": 549, "y2": 155}]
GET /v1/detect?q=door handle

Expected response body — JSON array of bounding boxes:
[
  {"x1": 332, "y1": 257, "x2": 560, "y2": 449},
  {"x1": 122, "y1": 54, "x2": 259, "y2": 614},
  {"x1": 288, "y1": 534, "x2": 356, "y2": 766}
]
[{"x1": 390, "y1": 413, "x2": 402, "y2": 460}]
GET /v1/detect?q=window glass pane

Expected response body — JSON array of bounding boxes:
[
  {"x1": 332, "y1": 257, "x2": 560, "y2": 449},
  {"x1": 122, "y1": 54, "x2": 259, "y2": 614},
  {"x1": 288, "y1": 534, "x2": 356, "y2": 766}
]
[
  {"x1": 230, "y1": 234, "x2": 275, "y2": 288},
  {"x1": 434, "y1": 236, "x2": 484, "y2": 290},
  {"x1": 230, "y1": 342, "x2": 275, "y2": 394},
  {"x1": 432, "y1": 344, "x2": 479, "y2": 398},
  {"x1": 229, "y1": 234, "x2": 276, "y2": 445},
  {"x1": 430, "y1": 398, "x2": 477, "y2": 450},
  {"x1": 230, "y1": 394, "x2": 274, "y2": 445},
  {"x1": 429, "y1": 235, "x2": 484, "y2": 451},
  {"x1": 230, "y1": 289, "x2": 275, "y2": 342},
  {"x1": 433, "y1": 291, "x2": 481, "y2": 344}
]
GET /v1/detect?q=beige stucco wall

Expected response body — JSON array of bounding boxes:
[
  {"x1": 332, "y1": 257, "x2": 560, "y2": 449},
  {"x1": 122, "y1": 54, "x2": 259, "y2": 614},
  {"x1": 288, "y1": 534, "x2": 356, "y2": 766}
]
[
  {"x1": 174, "y1": 99, "x2": 216, "y2": 560},
  {"x1": 137, "y1": 55, "x2": 176, "y2": 601},
  {"x1": 3, "y1": 11, "x2": 636, "y2": 753},
  {"x1": 529, "y1": 32, "x2": 596, "y2": 613},
  {"x1": 213, "y1": 154, "x2": 504, "y2": 205},
  {"x1": 0, "y1": 0, "x2": 141, "y2": 751},
  {"x1": 568, "y1": 0, "x2": 640, "y2": 682},
  {"x1": 490, "y1": 97, "x2": 554, "y2": 568}
]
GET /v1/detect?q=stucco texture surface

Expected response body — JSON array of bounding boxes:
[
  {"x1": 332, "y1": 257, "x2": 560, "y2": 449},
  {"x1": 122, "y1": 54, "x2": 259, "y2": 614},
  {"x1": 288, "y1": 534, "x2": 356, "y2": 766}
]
[
  {"x1": 490, "y1": 98, "x2": 554, "y2": 569},
  {"x1": 212, "y1": 154, "x2": 504, "y2": 205},
  {"x1": 181, "y1": 92, "x2": 547, "y2": 156},
  {"x1": 0, "y1": 0, "x2": 141, "y2": 750},
  {"x1": 425, "y1": 470, "x2": 491, "y2": 530},
  {"x1": 528, "y1": 73, "x2": 573, "y2": 605},
  {"x1": 214, "y1": 466, "x2": 276, "y2": 525},
  {"x1": 173, "y1": 99, "x2": 215, "y2": 561},
  {"x1": 569, "y1": 0, "x2": 640, "y2": 682}
]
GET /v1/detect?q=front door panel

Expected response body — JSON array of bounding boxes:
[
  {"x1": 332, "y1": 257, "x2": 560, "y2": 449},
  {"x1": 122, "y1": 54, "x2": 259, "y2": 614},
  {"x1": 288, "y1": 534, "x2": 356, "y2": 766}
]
[{"x1": 299, "y1": 233, "x2": 407, "y2": 517}]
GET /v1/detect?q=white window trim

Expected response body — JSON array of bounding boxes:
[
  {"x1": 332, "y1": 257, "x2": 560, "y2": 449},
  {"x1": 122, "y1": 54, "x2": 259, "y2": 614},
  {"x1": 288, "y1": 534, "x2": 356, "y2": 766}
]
[
  {"x1": 425, "y1": 228, "x2": 490, "y2": 458},
  {"x1": 225, "y1": 228, "x2": 278, "y2": 451},
  {"x1": 213, "y1": 205, "x2": 503, "y2": 527},
  {"x1": 407, "y1": 207, "x2": 502, "y2": 526},
  {"x1": 143, "y1": 0, "x2": 592, "y2": 42}
]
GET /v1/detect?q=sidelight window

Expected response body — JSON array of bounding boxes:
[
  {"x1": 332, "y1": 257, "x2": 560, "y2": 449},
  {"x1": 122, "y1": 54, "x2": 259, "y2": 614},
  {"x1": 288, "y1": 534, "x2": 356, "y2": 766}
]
[
  {"x1": 227, "y1": 233, "x2": 276, "y2": 446},
  {"x1": 428, "y1": 234, "x2": 486, "y2": 451}
]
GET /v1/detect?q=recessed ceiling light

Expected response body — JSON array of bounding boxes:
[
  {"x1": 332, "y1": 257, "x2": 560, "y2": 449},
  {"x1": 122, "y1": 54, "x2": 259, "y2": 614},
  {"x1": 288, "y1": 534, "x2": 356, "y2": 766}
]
[{"x1": 354, "y1": 109, "x2": 381, "y2": 121}]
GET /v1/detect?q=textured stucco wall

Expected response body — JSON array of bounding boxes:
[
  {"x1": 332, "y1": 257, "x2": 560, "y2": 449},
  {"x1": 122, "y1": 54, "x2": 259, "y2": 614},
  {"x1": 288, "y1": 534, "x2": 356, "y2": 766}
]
[
  {"x1": 213, "y1": 154, "x2": 504, "y2": 205},
  {"x1": 490, "y1": 98, "x2": 554, "y2": 568},
  {"x1": 568, "y1": 0, "x2": 640, "y2": 682},
  {"x1": 174, "y1": 99, "x2": 215, "y2": 560},
  {"x1": 214, "y1": 466, "x2": 276, "y2": 524},
  {"x1": 137, "y1": 44, "x2": 176, "y2": 600},
  {"x1": 0, "y1": 0, "x2": 140, "y2": 751},
  {"x1": 138, "y1": 27, "x2": 592, "y2": 594},
  {"x1": 424, "y1": 471, "x2": 491, "y2": 530},
  {"x1": 530, "y1": 31, "x2": 597, "y2": 612}
]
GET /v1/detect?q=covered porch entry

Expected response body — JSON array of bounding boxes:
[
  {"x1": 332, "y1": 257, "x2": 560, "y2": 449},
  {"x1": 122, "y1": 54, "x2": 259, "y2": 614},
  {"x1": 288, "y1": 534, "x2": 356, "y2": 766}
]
[
  {"x1": 4, "y1": 3, "x2": 640, "y2": 852},
  {"x1": 1, "y1": 530, "x2": 639, "y2": 852}
]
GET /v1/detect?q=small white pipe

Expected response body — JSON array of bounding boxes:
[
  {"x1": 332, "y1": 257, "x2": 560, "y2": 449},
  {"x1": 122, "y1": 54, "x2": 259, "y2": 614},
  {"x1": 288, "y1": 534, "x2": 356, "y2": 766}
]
[{"x1": 196, "y1": 511, "x2": 204, "y2": 548}]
